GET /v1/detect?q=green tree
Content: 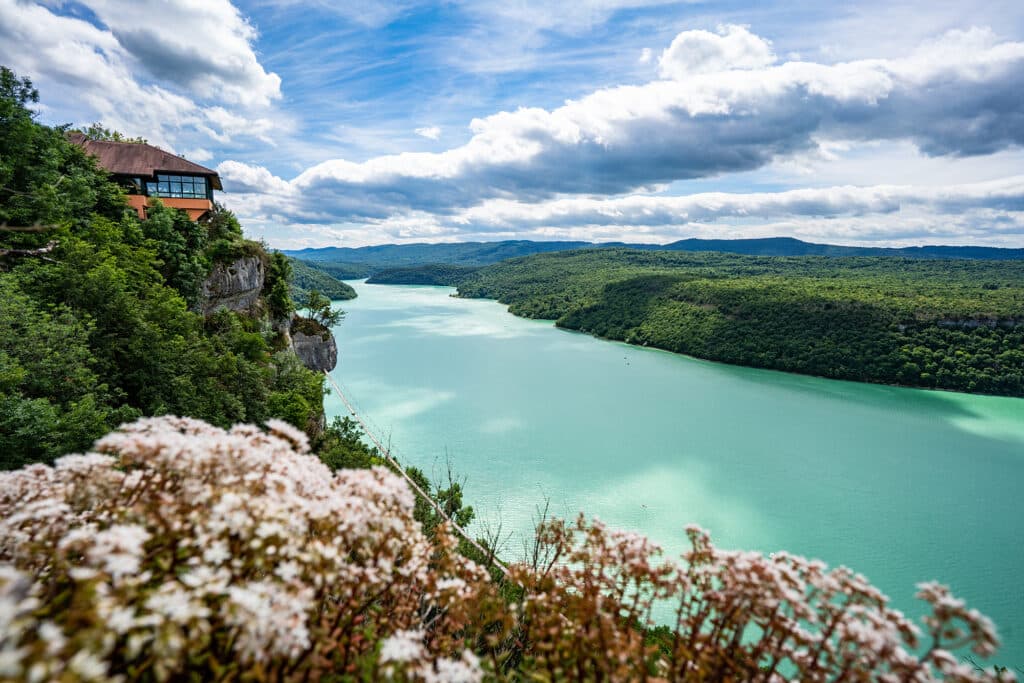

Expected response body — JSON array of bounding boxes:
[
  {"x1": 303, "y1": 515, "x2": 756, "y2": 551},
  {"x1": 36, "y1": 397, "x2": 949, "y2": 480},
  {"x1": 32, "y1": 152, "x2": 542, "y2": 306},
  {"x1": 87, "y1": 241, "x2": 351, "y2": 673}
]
[
  {"x1": 141, "y1": 200, "x2": 210, "y2": 308},
  {"x1": 304, "y1": 289, "x2": 345, "y2": 328},
  {"x1": 264, "y1": 251, "x2": 294, "y2": 320},
  {"x1": 0, "y1": 67, "x2": 125, "y2": 234},
  {"x1": 74, "y1": 123, "x2": 147, "y2": 144}
]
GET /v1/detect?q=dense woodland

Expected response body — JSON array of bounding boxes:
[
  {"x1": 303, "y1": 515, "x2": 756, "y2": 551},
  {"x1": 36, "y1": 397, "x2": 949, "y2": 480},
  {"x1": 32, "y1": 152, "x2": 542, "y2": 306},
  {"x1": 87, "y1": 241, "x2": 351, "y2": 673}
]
[
  {"x1": 288, "y1": 256, "x2": 357, "y2": 301},
  {"x1": 368, "y1": 263, "x2": 482, "y2": 285},
  {"x1": 286, "y1": 236, "x2": 1024, "y2": 281},
  {"x1": 455, "y1": 249, "x2": 1024, "y2": 396}
]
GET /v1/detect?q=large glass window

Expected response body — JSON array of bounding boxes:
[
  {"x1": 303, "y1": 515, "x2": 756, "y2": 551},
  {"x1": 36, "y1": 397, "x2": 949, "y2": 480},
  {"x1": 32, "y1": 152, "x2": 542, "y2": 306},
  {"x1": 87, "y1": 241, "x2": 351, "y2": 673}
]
[{"x1": 147, "y1": 174, "x2": 209, "y2": 199}]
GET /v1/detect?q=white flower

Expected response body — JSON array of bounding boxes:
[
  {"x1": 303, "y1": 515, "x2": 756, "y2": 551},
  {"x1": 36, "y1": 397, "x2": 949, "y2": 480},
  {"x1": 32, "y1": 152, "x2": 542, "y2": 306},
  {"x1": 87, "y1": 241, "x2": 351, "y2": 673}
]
[
  {"x1": 274, "y1": 560, "x2": 301, "y2": 582},
  {"x1": 379, "y1": 629, "x2": 425, "y2": 664},
  {"x1": 264, "y1": 419, "x2": 310, "y2": 453},
  {"x1": 67, "y1": 650, "x2": 108, "y2": 680},
  {"x1": 202, "y1": 540, "x2": 230, "y2": 566},
  {"x1": 417, "y1": 650, "x2": 483, "y2": 683}
]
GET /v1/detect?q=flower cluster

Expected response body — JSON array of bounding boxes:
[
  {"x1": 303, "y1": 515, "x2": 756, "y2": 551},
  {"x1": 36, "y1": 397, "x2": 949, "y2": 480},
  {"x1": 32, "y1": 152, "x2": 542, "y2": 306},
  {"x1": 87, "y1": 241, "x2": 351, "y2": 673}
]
[
  {"x1": 505, "y1": 518, "x2": 1012, "y2": 682},
  {"x1": 0, "y1": 417, "x2": 493, "y2": 681},
  {"x1": 0, "y1": 416, "x2": 1012, "y2": 682}
]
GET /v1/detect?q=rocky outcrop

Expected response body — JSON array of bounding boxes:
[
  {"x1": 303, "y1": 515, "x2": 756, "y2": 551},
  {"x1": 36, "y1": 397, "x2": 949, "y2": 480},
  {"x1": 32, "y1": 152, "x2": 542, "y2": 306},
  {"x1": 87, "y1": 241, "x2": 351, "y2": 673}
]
[
  {"x1": 200, "y1": 256, "x2": 265, "y2": 316},
  {"x1": 290, "y1": 317, "x2": 338, "y2": 372}
]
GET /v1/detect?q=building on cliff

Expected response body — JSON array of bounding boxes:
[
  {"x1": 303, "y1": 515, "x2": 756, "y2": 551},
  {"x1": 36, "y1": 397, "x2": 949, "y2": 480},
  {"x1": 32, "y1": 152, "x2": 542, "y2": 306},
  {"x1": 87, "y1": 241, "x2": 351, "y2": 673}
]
[{"x1": 69, "y1": 133, "x2": 222, "y2": 221}]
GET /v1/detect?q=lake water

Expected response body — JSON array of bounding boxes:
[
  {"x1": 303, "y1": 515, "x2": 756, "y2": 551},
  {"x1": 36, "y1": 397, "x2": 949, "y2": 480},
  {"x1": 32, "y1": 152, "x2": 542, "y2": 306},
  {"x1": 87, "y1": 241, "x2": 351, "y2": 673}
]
[{"x1": 326, "y1": 281, "x2": 1024, "y2": 665}]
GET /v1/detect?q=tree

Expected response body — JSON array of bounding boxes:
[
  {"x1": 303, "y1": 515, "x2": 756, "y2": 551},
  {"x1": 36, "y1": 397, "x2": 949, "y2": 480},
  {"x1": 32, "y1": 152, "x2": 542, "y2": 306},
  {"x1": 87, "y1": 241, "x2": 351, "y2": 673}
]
[
  {"x1": 264, "y1": 251, "x2": 294, "y2": 320},
  {"x1": 75, "y1": 122, "x2": 147, "y2": 144},
  {"x1": 141, "y1": 200, "x2": 210, "y2": 308},
  {"x1": 304, "y1": 289, "x2": 344, "y2": 328},
  {"x1": 0, "y1": 67, "x2": 126, "y2": 234}
]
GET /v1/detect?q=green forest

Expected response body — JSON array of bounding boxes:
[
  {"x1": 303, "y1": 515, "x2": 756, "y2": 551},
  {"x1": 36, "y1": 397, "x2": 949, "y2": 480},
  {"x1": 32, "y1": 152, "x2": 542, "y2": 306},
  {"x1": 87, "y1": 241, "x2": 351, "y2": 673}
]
[
  {"x1": 368, "y1": 263, "x2": 481, "y2": 285},
  {"x1": 0, "y1": 68, "x2": 327, "y2": 467},
  {"x1": 0, "y1": 65, "x2": 476, "y2": 533},
  {"x1": 455, "y1": 249, "x2": 1024, "y2": 396},
  {"x1": 288, "y1": 256, "x2": 357, "y2": 301}
]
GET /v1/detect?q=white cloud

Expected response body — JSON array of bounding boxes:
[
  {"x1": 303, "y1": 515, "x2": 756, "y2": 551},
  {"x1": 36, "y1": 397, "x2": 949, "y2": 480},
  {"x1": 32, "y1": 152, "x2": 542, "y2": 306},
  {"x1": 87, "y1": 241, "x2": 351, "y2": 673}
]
[
  {"x1": 450, "y1": 177, "x2": 1024, "y2": 230},
  {"x1": 415, "y1": 126, "x2": 442, "y2": 140},
  {"x1": 219, "y1": 27, "x2": 1024, "y2": 226},
  {"x1": 0, "y1": 0, "x2": 284, "y2": 150},
  {"x1": 658, "y1": 24, "x2": 776, "y2": 79},
  {"x1": 639, "y1": 47, "x2": 653, "y2": 64},
  {"x1": 224, "y1": 169, "x2": 1024, "y2": 248},
  {"x1": 83, "y1": 0, "x2": 281, "y2": 108},
  {"x1": 183, "y1": 148, "x2": 214, "y2": 163}
]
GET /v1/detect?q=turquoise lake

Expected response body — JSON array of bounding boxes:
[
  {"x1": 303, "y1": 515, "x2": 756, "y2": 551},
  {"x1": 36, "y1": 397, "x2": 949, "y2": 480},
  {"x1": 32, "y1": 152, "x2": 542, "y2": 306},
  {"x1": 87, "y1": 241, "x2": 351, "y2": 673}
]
[{"x1": 326, "y1": 281, "x2": 1024, "y2": 665}]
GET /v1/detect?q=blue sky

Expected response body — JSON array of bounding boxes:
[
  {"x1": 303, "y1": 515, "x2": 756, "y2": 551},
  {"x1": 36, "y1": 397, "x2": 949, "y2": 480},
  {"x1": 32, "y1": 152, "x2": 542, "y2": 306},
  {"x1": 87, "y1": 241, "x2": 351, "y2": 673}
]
[{"x1": 2, "y1": 0, "x2": 1023, "y2": 248}]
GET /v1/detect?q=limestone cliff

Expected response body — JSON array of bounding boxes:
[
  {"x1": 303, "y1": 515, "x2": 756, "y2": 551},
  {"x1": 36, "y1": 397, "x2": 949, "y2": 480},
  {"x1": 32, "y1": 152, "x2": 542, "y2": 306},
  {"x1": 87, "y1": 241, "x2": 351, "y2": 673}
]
[
  {"x1": 290, "y1": 316, "x2": 338, "y2": 372},
  {"x1": 200, "y1": 256, "x2": 265, "y2": 316}
]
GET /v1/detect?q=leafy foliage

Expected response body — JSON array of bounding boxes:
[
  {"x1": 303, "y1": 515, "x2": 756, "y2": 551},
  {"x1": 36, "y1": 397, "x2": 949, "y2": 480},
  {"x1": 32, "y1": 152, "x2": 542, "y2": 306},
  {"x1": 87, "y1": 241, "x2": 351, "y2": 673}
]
[
  {"x1": 72, "y1": 122, "x2": 147, "y2": 144},
  {"x1": 202, "y1": 203, "x2": 264, "y2": 263},
  {"x1": 0, "y1": 67, "x2": 126, "y2": 235},
  {"x1": 0, "y1": 67, "x2": 325, "y2": 467},
  {"x1": 288, "y1": 257, "x2": 357, "y2": 300},
  {"x1": 139, "y1": 200, "x2": 210, "y2": 308},
  {"x1": 456, "y1": 249, "x2": 1024, "y2": 396},
  {"x1": 303, "y1": 289, "x2": 345, "y2": 328},
  {"x1": 368, "y1": 263, "x2": 481, "y2": 286},
  {"x1": 263, "y1": 251, "x2": 294, "y2": 321}
]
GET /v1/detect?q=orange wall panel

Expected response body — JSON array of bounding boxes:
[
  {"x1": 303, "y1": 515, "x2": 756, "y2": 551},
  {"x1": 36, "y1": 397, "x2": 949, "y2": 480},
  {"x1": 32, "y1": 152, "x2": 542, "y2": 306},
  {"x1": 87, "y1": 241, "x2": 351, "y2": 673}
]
[{"x1": 128, "y1": 196, "x2": 214, "y2": 221}]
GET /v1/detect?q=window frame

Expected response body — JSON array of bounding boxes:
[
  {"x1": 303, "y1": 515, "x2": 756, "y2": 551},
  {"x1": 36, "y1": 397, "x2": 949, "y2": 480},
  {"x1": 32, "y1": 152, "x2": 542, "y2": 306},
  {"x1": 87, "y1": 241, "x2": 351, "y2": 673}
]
[{"x1": 146, "y1": 173, "x2": 212, "y2": 200}]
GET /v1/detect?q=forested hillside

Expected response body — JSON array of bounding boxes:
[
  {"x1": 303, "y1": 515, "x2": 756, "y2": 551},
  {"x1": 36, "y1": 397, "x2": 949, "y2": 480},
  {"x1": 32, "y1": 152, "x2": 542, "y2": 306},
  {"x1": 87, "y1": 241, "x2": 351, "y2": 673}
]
[
  {"x1": 456, "y1": 249, "x2": 1024, "y2": 396},
  {"x1": 0, "y1": 67, "x2": 331, "y2": 468},
  {"x1": 289, "y1": 256, "x2": 357, "y2": 301},
  {"x1": 367, "y1": 263, "x2": 481, "y2": 285},
  {"x1": 285, "y1": 237, "x2": 1024, "y2": 280}
]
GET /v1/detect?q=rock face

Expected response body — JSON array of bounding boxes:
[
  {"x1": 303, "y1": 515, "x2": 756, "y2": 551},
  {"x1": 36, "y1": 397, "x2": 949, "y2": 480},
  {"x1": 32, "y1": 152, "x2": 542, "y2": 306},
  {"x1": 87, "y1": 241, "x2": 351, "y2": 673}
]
[
  {"x1": 200, "y1": 256, "x2": 265, "y2": 316},
  {"x1": 291, "y1": 318, "x2": 338, "y2": 372}
]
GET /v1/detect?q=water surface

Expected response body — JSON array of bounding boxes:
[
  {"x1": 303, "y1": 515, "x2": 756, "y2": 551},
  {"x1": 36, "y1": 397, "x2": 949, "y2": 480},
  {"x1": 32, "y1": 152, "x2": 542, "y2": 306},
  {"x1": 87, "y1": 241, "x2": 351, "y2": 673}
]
[{"x1": 326, "y1": 282, "x2": 1024, "y2": 664}]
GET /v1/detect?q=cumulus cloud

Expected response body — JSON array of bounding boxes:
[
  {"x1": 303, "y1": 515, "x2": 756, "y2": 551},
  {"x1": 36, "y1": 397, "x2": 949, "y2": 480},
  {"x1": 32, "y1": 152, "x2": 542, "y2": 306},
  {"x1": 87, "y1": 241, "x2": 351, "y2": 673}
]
[
  {"x1": 658, "y1": 24, "x2": 775, "y2": 78},
  {"x1": 450, "y1": 177, "x2": 1024, "y2": 231},
  {"x1": 183, "y1": 148, "x2": 214, "y2": 163},
  {"x1": 415, "y1": 126, "x2": 442, "y2": 140},
  {"x1": 0, "y1": 0, "x2": 284, "y2": 149},
  {"x1": 85, "y1": 0, "x2": 281, "y2": 107},
  {"x1": 219, "y1": 26, "x2": 1024, "y2": 226},
  {"x1": 222, "y1": 159, "x2": 1024, "y2": 247}
]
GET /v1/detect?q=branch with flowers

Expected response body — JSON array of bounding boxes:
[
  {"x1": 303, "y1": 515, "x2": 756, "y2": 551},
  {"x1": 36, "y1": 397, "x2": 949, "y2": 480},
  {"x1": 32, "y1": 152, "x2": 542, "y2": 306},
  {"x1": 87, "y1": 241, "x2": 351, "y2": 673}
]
[{"x1": 0, "y1": 416, "x2": 1013, "y2": 681}]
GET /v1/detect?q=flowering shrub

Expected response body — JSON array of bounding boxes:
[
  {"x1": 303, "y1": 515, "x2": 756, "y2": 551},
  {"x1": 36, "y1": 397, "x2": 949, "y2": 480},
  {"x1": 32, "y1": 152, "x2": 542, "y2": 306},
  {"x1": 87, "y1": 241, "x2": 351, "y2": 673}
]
[
  {"x1": 0, "y1": 416, "x2": 1012, "y2": 681},
  {"x1": 0, "y1": 417, "x2": 496, "y2": 681},
  {"x1": 508, "y1": 519, "x2": 1011, "y2": 682}
]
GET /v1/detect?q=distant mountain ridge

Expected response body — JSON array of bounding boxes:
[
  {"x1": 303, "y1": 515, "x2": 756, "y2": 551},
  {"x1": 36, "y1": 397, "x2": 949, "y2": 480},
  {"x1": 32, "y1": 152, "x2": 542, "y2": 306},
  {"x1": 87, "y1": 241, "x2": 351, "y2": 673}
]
[
  {"x1": 655, "y1": 237, "x2": 1024, "y2": 259},
  {"x1": 284, "y1": 237, "x2": 1024, "y2": 271}
]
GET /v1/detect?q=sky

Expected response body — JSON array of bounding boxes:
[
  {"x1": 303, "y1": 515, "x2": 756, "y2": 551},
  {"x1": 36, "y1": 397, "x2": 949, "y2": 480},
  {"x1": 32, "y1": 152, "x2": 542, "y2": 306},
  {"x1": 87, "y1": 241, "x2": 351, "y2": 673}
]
[{"x1": 2, "y1": 0, "x2": 1024, "y2": 249}]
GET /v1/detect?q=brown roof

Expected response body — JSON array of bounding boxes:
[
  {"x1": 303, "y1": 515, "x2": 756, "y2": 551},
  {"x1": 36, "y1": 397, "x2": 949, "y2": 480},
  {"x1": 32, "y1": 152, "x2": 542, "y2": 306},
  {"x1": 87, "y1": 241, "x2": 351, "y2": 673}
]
[{"x1": 70, "y1": 134, "x2": 222, "y2": 190}]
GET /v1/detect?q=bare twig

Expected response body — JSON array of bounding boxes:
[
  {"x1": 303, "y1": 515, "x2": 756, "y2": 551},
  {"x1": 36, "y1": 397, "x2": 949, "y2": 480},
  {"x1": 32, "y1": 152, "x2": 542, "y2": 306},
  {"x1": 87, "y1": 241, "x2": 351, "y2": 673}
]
[{"x1": 0, "y1": 240, "x2": 58, "y2": 259}]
